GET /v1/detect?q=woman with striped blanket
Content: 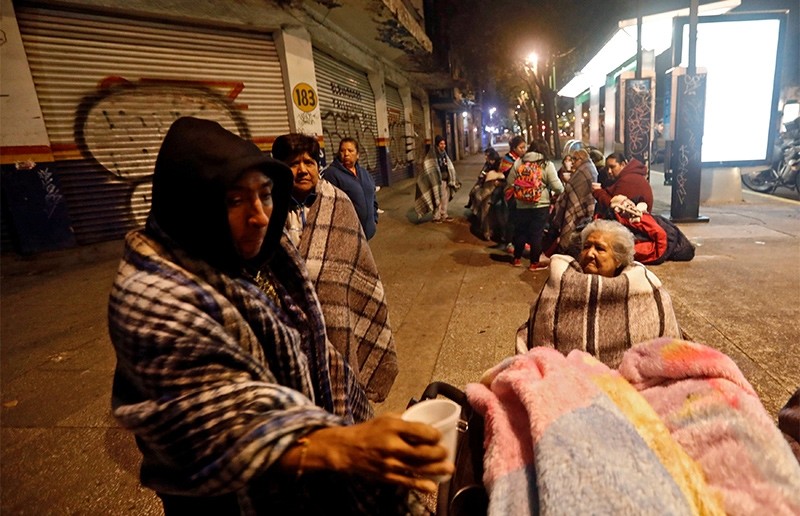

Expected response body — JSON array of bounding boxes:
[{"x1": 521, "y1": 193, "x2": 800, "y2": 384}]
[
  {"x1": 108, "y1": 118, "x2": 450, "y2": 515},
  {"x1": 517, "y1": 219, "x2": 681, "y2": 368}
]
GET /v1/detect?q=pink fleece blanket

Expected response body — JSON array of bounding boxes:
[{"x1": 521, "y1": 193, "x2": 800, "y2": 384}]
[{"x1": 466, "y1": 338, "x2": 800, "y2": 515}]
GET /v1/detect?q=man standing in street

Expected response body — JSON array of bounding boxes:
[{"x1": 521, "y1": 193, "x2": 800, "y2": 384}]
[{"x1": 323, "y1": 138, "x2": 378, "y2": 239}]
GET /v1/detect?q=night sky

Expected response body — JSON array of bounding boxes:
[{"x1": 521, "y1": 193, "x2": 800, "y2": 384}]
[{"x1": 445, "y1": 0, "x2": 796, "y2": 101}]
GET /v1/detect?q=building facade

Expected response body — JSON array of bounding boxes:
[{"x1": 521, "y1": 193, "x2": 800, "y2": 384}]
[{"x1": 1, "y1": 0, "x2": 479, "y2": 253}]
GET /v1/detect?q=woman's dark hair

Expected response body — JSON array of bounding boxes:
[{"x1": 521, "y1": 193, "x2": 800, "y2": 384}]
[
  {"x1": 339, "y1": 137, "x2": 360, "y2": 153},
  {"x1": 271, "y1": 133, "x2": 321, "y2": 165},
  {"x1": 528, "y1": 139, "x2": 551, "y2": 160},
  {"x1": 509, "y1": 136, "x2": 526, "y2": 152},
  {"x1": 435, "y1": 135, "x2": 446, "y2": 146},
  {"x1": 485, "y1": 147, "x2": 501, "y2": 162}
]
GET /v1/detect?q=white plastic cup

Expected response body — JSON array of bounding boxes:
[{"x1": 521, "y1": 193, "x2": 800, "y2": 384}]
[{"x1": 401, "y1": 398, "x2": 461, "y2": 481}]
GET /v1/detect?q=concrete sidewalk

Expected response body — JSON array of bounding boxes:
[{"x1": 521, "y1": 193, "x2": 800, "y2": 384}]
[{"x1": 1, "y1": 149, "x2": 799, "y2": 513}]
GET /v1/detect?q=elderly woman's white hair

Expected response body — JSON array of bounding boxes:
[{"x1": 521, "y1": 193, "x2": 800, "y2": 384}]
[{"x1": 580, "y1": 219, "x2": 635, "y2": 268}]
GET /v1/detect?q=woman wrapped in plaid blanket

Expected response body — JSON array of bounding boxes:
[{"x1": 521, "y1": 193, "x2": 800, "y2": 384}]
[{"x1": 108, "y1": 118, "x2": 451, "y2": 515}]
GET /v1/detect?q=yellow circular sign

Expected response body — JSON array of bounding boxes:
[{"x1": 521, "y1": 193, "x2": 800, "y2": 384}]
[{"x1": 292, "y1": 83, "x2": 318, "y2": 113}]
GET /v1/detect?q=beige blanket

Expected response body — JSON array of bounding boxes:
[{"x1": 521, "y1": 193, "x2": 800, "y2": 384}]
[{"x1": 299, "y1": 180, "x2": 398, "y2": 402}]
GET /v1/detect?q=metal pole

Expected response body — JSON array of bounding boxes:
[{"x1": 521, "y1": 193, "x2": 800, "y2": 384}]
[
  {"x1": 636, "y1": 0, "x2": 642, "y2": 79},
  {"x1": 689, "y1": 0, "x2": 698, "y2": 75}
]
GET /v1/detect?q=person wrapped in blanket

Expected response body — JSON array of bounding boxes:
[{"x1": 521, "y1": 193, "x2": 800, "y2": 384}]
[
  {"x1": 414, "y1": 135, "x2": 460, "y2": 223},
  {"x1": 107, "y1": 117, "x2": 451, "y2": 515},
  {"x1": 596, "y1": 192, "x2": 695, "y2": 265},
  {"x1": 543, "y1": 147, "x2": 598, "y2": 257},
  {"x1": 271, "y1": 133, "x2": 398, "y2": 404},
  {"x1": 465, "y1": 146, "x2": 501, "y2": 211},
  {"x1": 517, "y1": 219, "x2": 681, "y2": 368},
  {"x1": 467, "y1": 148, "x2": 509, "y2": 242}
]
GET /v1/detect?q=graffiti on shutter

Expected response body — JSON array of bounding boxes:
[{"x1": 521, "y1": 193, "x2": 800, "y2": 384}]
[
  {"x1": 320, "y1": 84, "x2": 378, "y2": 172},
  {"x1": 73, "y1": 78, "x2": 250, "y2": 227}
]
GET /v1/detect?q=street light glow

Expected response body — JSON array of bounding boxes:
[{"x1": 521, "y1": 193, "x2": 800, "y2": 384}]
[{"x1": 527, "y1": 52, "x2": 538, "y2": 67}]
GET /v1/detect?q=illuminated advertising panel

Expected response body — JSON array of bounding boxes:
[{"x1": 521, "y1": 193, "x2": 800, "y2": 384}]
[{"x1": 674, "y1": 12, "x2": 786, "y2": 166}]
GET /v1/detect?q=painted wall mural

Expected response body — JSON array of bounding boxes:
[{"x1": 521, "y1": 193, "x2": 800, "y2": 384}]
[
  {"x1": 77, "y1": 77, "x2": 249, "y2": 182},
  {"x1": 73, "y1": 77, "x2": 250, "y2": 228}
]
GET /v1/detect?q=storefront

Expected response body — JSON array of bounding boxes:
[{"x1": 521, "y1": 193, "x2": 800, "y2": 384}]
[
  {"x1": 313, "y1": 48, "x2": 381, "y2": 184},
  {"x1": 13, "y1": 5, "x2": 290, "y2": 244}
]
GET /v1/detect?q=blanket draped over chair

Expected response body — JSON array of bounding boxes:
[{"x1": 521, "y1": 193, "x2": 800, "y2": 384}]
[
  {"x1": 516, "y1": 254, "x2": 681, "y2": 368},
  {"x1": 466, "y1": 338, "x2": 800, "y2": 516}
]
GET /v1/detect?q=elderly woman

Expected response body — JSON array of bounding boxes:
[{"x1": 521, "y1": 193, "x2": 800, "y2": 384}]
[
  {"x1": 578, "y1": 218, "x2": 635, "y2": 276},
  {"x1": 547, "y1": 148, "x2": 598, "y2": 256},
  {"x1": 516, "y1": 219, "x2": 681, "y2": 367},
  {"x1": 108, "y1": 118, "x2": 450, "y2": 515},
  {"x1": 272, "y1": 133, "x2": 398, "y2": 404}
]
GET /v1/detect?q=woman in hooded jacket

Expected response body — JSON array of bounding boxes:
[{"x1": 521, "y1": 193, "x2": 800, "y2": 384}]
[
  {"x1": 593, "y1": 153, "x2": 654, "y2": 214},
  {"x1": 107, "y1": 117, "x2": 450, "y2": 515}
]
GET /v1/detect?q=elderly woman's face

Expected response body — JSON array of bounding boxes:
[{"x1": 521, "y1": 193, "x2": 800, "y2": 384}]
[
  {"x1": 287, "y1": 151, "x2": 319, "y2": 201},
  {"x1": 579, "y1": 231, "x2": 620, "y2": 277}
]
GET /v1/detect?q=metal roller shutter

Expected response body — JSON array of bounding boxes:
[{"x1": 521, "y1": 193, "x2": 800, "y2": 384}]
[
  {"x1": 16, "y1": 6, "x2": 289, "y2": 244},
  {"x1": 412, "y1": 97, "x2": 426, "y2": 176},
  {"x1": 386, "y1": 85, "x2": 412, "y2": 182},
  {"x1": 313, "y1": 49, "x2": 380, "y2": 183}
]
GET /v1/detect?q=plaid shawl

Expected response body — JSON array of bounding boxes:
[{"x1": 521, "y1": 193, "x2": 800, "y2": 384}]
[
  {"x1": 550, "y1": 161, "x2": 597, "y2": 251},
  {"x1": 516, "y1": 254, "x2": 681, "y2": 368},
  {"x1": 415, "y1": 149, "x2": 459, "y2": 218},
  {"x1": 299, "y1": 180, "x2": 398, "y2": 402},
  {"x1": 108, "y1": 227, "x2": 373, "y2": 500}
]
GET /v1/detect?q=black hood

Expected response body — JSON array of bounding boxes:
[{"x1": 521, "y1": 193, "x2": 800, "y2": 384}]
[{"x1": 148, "y1": 117, "x2": 293, "y2": 273}]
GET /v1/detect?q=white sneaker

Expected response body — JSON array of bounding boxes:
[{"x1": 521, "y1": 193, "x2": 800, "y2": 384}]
[
  {"x1": 375, "y1": 186, "x2": 381, "y2": 192},
  {"x1": 377, "y1": 208, "x2": 385, "y2": 214}
]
